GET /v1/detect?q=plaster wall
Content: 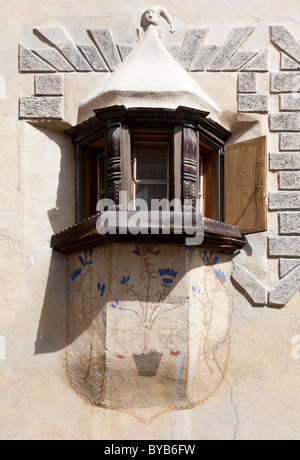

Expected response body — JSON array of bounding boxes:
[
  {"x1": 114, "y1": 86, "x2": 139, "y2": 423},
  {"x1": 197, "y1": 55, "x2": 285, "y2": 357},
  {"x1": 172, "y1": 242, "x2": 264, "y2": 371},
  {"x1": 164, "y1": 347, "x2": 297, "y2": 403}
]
[{"x1": 0, "y1": 0, "x2": 300, "y2": 440}]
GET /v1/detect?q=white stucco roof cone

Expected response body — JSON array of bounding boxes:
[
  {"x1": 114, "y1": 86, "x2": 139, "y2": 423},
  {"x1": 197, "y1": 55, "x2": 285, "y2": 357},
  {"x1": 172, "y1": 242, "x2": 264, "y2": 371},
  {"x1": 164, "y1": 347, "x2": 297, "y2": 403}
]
[{"x1": 78, "y1": 7, "x2": 221, "y2": 123}]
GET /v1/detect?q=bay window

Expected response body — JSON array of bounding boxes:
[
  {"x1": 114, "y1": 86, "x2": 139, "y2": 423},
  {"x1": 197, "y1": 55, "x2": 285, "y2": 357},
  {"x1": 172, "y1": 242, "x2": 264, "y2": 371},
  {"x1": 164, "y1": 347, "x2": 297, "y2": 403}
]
[{"x1": 51, "y1": 106, "x2": 267, "y2": 254}]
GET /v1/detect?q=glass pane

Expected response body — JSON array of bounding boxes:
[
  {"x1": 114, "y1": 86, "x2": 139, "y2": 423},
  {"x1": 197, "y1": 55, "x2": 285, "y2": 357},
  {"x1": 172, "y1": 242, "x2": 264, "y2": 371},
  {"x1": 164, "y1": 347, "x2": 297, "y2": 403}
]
[
  {"x1": 135, "y1": 142, "x2": 168, "y2": 181},
  {"x1": 135, "y1": 184, "x2": 168, "y2": 209},
  {"x1": 97, "y1": 155, "x2": 105, "y2": 199}
]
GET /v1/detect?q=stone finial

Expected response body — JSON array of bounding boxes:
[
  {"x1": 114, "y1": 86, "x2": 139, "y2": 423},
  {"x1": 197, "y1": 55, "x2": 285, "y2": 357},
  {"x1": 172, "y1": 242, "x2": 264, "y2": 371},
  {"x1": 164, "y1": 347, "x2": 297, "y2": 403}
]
[{"x1": 140, "y1": 6, "x2": 175, "y2": 34}]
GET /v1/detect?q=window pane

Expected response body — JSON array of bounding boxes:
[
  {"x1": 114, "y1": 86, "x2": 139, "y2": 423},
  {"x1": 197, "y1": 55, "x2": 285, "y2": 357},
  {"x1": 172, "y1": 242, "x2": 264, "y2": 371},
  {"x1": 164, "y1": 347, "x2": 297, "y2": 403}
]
[
  {"x1": 97, "y1": 154, "x2": 105, "y2": 200},
  {"x1": 135, "y1": 184, "x2": 168, "y2": 209},
  {"x1": 135, "y1": 142, "x2": 168, "y2": 181}
]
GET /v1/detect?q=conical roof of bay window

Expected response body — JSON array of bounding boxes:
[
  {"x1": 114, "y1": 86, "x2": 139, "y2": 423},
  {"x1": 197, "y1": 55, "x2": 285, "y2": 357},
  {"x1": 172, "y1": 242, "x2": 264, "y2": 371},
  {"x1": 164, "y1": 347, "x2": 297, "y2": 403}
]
[{"x1": 78, "y1": 24, "x2": 221, "y2": 123}]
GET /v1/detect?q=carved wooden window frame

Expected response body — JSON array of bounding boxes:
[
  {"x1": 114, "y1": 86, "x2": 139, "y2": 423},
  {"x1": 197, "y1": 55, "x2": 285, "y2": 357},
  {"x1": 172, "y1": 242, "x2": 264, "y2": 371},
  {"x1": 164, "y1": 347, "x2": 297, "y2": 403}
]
[
  {"x1": 78, "y1": 134, "x2": 106, "y2": 221},
  {"x1": 70, "y1": 107, "x2": 231, "y2": 223},
  {"x1": 53, "y1": 106, "x2": 246, "y2": 254}
]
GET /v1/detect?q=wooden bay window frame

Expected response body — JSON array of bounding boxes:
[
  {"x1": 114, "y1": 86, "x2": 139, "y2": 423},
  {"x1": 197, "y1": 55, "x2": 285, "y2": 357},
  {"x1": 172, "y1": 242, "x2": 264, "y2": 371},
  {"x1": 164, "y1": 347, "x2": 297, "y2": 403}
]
[
  {"x1": 199, "y1": 139, "x2": 223, "y2": 222},
  {"x1": 82, "y1": 136, "x2": 106, "y2": 220},
  {"x1": 53, "y1": 106, "x2": 254, "y2": 254},
  {"x1": 73, "y1": 126, "x2": 107, "y2": 223}
]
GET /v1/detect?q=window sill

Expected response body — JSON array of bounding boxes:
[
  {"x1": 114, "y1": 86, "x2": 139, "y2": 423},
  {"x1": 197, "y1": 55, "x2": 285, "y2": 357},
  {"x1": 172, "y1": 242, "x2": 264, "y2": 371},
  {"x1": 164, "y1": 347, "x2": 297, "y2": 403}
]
[{"x1": 51, "y1": 214, "x2": 245, "y2": 255}]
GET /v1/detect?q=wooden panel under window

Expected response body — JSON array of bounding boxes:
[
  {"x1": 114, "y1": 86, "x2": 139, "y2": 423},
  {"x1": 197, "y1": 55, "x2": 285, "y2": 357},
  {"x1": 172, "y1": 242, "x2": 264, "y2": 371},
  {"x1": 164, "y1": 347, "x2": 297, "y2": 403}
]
[{"x1": 224, "y1": 136, "x2": 267, "y2": 234}]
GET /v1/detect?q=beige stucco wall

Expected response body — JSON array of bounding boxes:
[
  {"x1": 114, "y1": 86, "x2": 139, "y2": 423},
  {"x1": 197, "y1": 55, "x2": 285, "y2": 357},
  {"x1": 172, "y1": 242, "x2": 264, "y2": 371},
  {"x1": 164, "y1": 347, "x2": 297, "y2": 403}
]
[{"x1": 0, "y1": 0, "x2": 300, "y2": 440}]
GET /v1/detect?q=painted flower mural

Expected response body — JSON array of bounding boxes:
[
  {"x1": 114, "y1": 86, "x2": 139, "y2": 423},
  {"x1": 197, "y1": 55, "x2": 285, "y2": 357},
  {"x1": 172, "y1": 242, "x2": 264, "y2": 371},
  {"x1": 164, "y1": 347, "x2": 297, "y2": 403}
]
[
  {"x1": 158, "y1": 268, "x2": 178, "y2": 284},
  {"x1": 66, "y1": 243, "x2": 232, "y2": 424},
  {"x1": 189, "y1": 251, "x2": 231, "y2": 382},
  {"x1": 133, "y1": 245, "x2": 161, "y2": 259},
  {"x1": 202, "y1": 250, "x2": 219, "y2": 266},
  {"x1": 215, "y1": 269, "x2": 227, "y2": 284},
  {"x1": 69, "y1": 249, "x2": 107, "y2": 382},
  {"x1": 118, "y1": 263, "x2": 181, "y2": 325},
  {"x1": 79, "y1": 249, "x2": 93, "y2": 266},
  {"x1": 107, "y1": 246, "x2": 186, "y2": 377}
]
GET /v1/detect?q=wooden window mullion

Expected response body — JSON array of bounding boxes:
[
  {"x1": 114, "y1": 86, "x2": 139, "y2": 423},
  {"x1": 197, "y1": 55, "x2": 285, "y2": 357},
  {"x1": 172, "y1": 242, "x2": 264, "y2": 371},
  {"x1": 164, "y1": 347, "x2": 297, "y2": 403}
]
[
  {"x1": 182, "y1": 124, "x2": 198, "y2": 211},
  {"x1": 107, "y1": 122, "x2": 122, "y2": 208}
]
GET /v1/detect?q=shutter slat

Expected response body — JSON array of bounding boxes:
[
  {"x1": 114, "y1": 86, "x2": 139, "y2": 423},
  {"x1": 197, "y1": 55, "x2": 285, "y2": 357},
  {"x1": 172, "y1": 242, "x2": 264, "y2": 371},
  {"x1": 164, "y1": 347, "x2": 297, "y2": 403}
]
[{"x1": 224, "y1": 136, "x2": 267, "y2": 234}]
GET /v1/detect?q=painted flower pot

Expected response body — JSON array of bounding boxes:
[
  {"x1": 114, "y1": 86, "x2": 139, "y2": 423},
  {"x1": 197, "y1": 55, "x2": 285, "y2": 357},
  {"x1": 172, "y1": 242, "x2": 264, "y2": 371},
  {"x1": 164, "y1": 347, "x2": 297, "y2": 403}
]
[{"x1": 133, "y1": 350, "x2": 163, "y2": 377}]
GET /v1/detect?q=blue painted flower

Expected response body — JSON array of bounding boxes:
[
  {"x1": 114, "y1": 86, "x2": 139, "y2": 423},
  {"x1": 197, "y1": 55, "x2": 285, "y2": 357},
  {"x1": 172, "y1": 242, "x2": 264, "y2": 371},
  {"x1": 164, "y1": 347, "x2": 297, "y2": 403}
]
[
  {"x1": 133, "y1": 246, "x2": 161, "y2": 259},
  {"x1": 158, "y1": 268, "x2": 178, "y2": 284},
  {"x1": 79, "y1": 249, "x2": 93, "y2": 266},
  {"x1": 215, "y1": 269, "x2": 227, "y2": 284},
  {"x1": 97, "y1": 283, "x2": 106, "y2": 297},
  {"x1": 121, "y1": 276, "x2": 130, "y2": 285},
  {"x1": 202, "y1": 250, "x2": 219, "y2": 266},
  {"x1": 111, "y1": 300, "x2": 119, "y2": 309},
  {"x1": 192, "y1": 285, "x2": 201, "y2": 295},
  {"x1": 71, "y1": 268, "x2": 82, "y2": 280},
  {"x1": 163, "y1": 278, "x2": 173, "y2": 284}
]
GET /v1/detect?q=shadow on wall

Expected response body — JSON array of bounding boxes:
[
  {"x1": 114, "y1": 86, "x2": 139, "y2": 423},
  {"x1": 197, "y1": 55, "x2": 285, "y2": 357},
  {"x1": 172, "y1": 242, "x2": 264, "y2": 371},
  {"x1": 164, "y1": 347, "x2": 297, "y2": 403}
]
[
  {"x1": 31, "y1": 123, "x2": 75, "y2": 354},
  {"x1": 34, "y1": 245, "x2": 187, "y2": 354},
  {"x1": 33, "y1": 123, "x2": 75, "y2": 235},
  {"x1": 35, "y1": 251, "x2": 67, "y2": 354},
  {"x1": 35, "y1": 250, "x2": 106, "y2": 354}
]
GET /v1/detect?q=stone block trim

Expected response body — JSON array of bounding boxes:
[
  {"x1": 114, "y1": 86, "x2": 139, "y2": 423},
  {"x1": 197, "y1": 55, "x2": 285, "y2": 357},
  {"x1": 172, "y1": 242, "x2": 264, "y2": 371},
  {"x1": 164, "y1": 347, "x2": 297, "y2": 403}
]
[
  {"x1": 232, "y1": 260, "x2": 300, "y2": 306},
  {"x1": 192, "y1": 45, "x2": 218, "y2": 71},
  {"x1": 34, "y1": 49, "x2": 75, "y2": 72},
  {"x1": 279, "y1": 258, "x2": 300, "y2": 278},
  {"x1": 194, "y1": 44, "x2": 267, "y2": 73},
  {"x1": 238, "y1": 94, "x2": 268, "y2": 113},
  {"x1": 179, "y1": 28, "x2": 209, "y2": 70},
  {"x1": 280, "y1": 133, "x2": 300, "y2": 151},
  {"x1": 271, "y1": 27, "x2": 300, "y2": 302},
  {"x1": 269, "y1": 236, "x2": 300, "y2": 257},
  {"x1": 118, "y1": 44, "x2": 136, "y2": 62},
  {"x1": 279, "y1": 212, "x2": 300, "y2": 234},
  {"x1": 240, "y1": 48, "x2": 269, "y2": 72},
  {"x1": 34, "y1": 75, "x2": 64, "y2": 96},
  {"x1": 271, "y1": 25, "x2": 300, "y2": 65},
  {"x1": 270, "y1": 152, "x2": 300, "y2": 170},
  {"x1": 269, "y1": 112, "x2": 300, "y2": 131},
  {"x1": 281, "y1": 53, "x2": 300, "y2": 71},
  {"x1": 78, "y1": 44, "x2": 109, "y2": 72},
  {"x1": 224, "y1": 51, "x2": 257, "y2": 72},
  {"x1": 280, "y1": 94, "x2": 300, "y2": 112},
  {"x1": 207, "y1": 26, "x2": 254, "y2": 71},
  {"x1": 269, "y1": 191, "x2": 300, "y2": 210},
  {"x1": 279, "y1": 171, "x2": 300, "y2": 190},
  {"x1": 34, "y1": 27, "x2": 92, "y2": 72},
  {"x1": 19, "y1": 96, "x2": 63, "y2": 119},
  {"x1": 88, "y1": 29, "x2": 122, "y2": 71},
  {"x1": 271, "y1": 72, "x2": 300, "y2": 93},
  {"x1": 238, "y1": 72, "x2": 257, "y2": 93},
  {"x1": 269, "y1": 263, "x2": 300, "y2": 306},
  {"x1": 20, "y1": 25, "x2": 269, "y2": 75},
  {"x1": 19, "y1": 25, "x2": 275, "y2": 119},
  {"x1": 231, "y1": 264, "x2": 267, "y2": 305},
  {"x1": 19, "y1": 45, "x2": 55, "y2": 73}
]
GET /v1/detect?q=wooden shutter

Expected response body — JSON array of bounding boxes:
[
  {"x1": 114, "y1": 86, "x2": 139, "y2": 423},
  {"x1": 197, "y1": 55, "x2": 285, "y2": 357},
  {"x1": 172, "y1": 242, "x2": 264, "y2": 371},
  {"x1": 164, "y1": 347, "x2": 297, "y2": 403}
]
[{"x1": 224, "y1": 136, "x2": 267, "y2": 234}]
